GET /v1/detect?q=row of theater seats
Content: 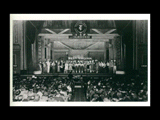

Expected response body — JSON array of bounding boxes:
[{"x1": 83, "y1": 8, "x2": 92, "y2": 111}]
[
  {"x1": 84, "y1": 76, "x2": 148, "y2": 102},
  {"x1": 13, "y1": 76, "x2": 74, "y2": 102}
]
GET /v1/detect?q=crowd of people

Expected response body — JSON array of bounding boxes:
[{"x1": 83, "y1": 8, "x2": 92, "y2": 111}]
[
  {"x1": 83, "y1": 75, "x2": 148, "y2": 102},
  {"x1": 38, "y1": 59, "x2": 111, "y2": 74},
  {"x1": 13, "y1": 75, "x2": 74, "y2": 102},
  {"x1": 13, "y1": 73, "x2": 148, "y2": 102}
]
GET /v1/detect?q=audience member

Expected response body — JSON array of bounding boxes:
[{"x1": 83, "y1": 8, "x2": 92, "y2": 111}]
[{"x1": 13, "y1": 74, "x2": 148, "y2": 102}]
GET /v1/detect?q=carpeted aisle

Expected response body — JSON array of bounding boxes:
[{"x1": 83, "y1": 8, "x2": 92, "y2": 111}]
[{"x1": 72, "y1": 87, "x2": 86, "y2": 101}]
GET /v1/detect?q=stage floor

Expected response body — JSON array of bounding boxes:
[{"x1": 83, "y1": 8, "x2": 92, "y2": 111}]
[{"x1": 20, "y1": 73, "x2": 112, "y2": 77}]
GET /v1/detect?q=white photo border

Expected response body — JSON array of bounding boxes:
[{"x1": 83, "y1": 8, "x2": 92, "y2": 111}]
[{"x1": 10, "y1": 14, "x2": 150, "y2": 106}]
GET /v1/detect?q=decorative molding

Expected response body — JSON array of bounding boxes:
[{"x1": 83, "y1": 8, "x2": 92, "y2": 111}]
[
  {"x1": 58, "y1": 29, "x2": 70, "y2": 34},
  {"x1": 45, "y1": 28, "x2": 57, "y2": 34},
  {"x1": 38, "y1": 33, "x2": 119, "y2": 38},
  {"x1": 13, "y1": 44, "x2": 21, "y2": 50},
  {"x1": 92, "y1": 29, "x2": 103, "y2": 34},
  {"x1": 105, "y1": 29, "x2": 116, "y2": 34}
]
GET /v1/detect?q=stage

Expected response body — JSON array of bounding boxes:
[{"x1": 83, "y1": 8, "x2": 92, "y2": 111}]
[{"x1": 20, "y1": 73, "x2": 112, "y2": 78}]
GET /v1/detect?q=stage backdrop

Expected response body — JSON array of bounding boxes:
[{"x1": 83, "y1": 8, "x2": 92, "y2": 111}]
[{"x1": 38, "y1": 39, "x2": 106, "y2": 61}]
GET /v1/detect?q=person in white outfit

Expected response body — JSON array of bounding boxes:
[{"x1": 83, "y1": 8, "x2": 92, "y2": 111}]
[
  {"x1": 64, "y1": 61, "x2": 69, "y2": 73},
  {"x1": 46, "y1": 59, "x2": 51, "y2": 73},
  {"x1": 37, "y1": 62, "x2": 42, "y2": 74},
  {"x1": 68, "y1": 61, "x2": 73, "y2": 73},
  {"x1": 113, "y1": 60, "x2": 117, "y2": 74},
  {"x1": 57, "y1": 61, "x2": 60, "y2": 73}
]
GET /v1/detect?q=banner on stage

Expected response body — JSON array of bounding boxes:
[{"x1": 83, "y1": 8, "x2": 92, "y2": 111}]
[{"x1": 68, "y1": 56, "x2": 92, "y2": 60}]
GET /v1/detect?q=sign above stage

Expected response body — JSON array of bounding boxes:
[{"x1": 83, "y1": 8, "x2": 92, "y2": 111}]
[
  {"x1": 68, "y1": 56, "x2": 92, "y2": 60},
  {"x1": 69, "y1": 21, "x2": 92, "y2": 39},
  {"x1": 69, "y1": 35, "x2": 92, "y2": 39}
]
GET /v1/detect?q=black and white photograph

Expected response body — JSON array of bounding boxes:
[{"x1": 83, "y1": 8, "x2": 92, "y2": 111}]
[{"x1": 10, "y1": 14, "x2": 150, "y2": 106}]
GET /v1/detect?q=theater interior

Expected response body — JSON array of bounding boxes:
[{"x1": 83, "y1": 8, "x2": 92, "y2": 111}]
[{"x1": 12, "y1": 20, "x2": 148, "y2": 102}]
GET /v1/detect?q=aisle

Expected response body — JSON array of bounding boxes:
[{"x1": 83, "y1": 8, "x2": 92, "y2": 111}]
[{"x1": 72, "y1": 87, "x2": 86, "y2": 101}]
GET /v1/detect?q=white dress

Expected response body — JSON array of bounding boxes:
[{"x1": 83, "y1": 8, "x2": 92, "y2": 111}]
[
  {"x1": 68, "y1": 64, "x2": 72, "y2": 71},
  {"x1": 57, "y1": 62, "x2": 60, "y2": 72},
  {"x1": 65, "y1": 63, "x2": 69, "y2": 71},
  {"x1": 46, "y1": 61, "x2": 50, "y2": 73}
]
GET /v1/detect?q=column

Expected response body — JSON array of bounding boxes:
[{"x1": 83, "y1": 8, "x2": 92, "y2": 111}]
[
  {"x1": 20, "y1": 21, "x2": 24, "y2": 70},
  {"x1": 104, "y1": 42, "x2": 106, "y2": 62},
  {"x1": 32, "y1": 39, "x2": 37, "y2": 68},
  {"x1": 109, "y1": 39, "x2": 113, "y2": 61},
  {"x1": 106, "y1": 42, "x2": 109, "y2": 62},
  {"x1": 41, "y1": 36, "x2": 45, "y2": 62},
  {"x1": 23, "y1": 21, "x2": 27, "y2": 70},
  {"x1": 48, "y1": 42, "x2": 51, "y2": 60},
  {"x1": 38, "y1": 36, "x2": 42, "y2": 62},
  {"x1": 109, "y1": 39, "x2": 113, "y2": 74},
  {"x1": 51, "y1": 42, "x2": 54, "y2": 60},
  {"x1": 133, "y1": 20, "x2": 136, "y2": 70},
  {"x1": 18, "y1": 20, "x2": 27, "y2": 71},
  {"x1": 112, "y1": 38, "x2": 116, "y2": 61}
]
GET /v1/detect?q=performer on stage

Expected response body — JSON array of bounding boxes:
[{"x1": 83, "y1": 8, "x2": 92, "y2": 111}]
[
  {"x1": 43, "y1": 60, "x2": 47, "y2": 73},
  {"x1": 113, "y1": 60, "x2": 117, "y2": 74},
  {"x1": 78, "y1": 61, "x2": 81, "y2": 73},
  {"x1": 38, "y1": 61, "x2": 42, "y2": 74},
  {"x1": 79, "y1": 61, "x2": 82, "y2": 73},
  {"x1": 109, "y1": 60, "x2": 113, "y2": 74},
  {"x1": 68, "y1": 61, "x2": 73, "y2": 73},
  {"x1": 60, "y1": 60, "x2": 63, "y2": 73},
  {"x1": 51, "y1": 61, "x2": 55, "y2": 73},
  {"x1": 75, "y1": 61, "x2": 78, "y2": 73},
  {"x1": 84, "y1": 61, "x2": 87, "y2": 73},
  {"x1": 72, "y1": 61, "x2": 75, "y2": 73},
  {"x1": 86, "y1": 61, "x2": 90, "y2": 73},
  {"x1": 63, "y1": 61, "x2": 65, "y2": 73},
  {"x1": 46, "y1": 59, "x2": 51, "y2": 73},
  {"x1": 106, "y1": 61, "x2": 109, "y2": 73},
  {"x1": 91, "y1": 60, "x2": 94, "y2": 73},
  {"x1": 95, "y1": 61, "x2": 99, "y2": 73},
  {"x1": 102, "y1": 62, "x2": 106, "y2": 73},
  {"x1": 89, "y1": 61, "x2": 92, "y2": 73},
  {"x1": 41, "y1": 61, "x2": 43, "y2": 73},
  {"x1": 55, "y1": 60, "x2": 58, "y2": 73},
  {"x1": 93, "y1": 60, "x2": 96, "y2": 73},
  {"x1": 80, "y1": 61, "x2": 84, "y2": 73},
  {"x1": 57, "y1": 61, "x2": 60, "y2": 73},
  {"x1": 99, "y1": 61, "x2": 103, "y2": 73},
  {"x1": 64, "y1": 61, "x2": 69, "y2": 73}
]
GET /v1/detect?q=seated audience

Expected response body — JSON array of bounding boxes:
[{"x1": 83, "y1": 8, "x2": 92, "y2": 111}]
[
  {"x1": 13, "y1": 74, "x2": 148, "y2": 102},
  {"x1": 85, "y1": 75, "x2": 148, "y2": 102},
  {"x1": 13, "y1": 75, "x2": 74, "y2": 102}
]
